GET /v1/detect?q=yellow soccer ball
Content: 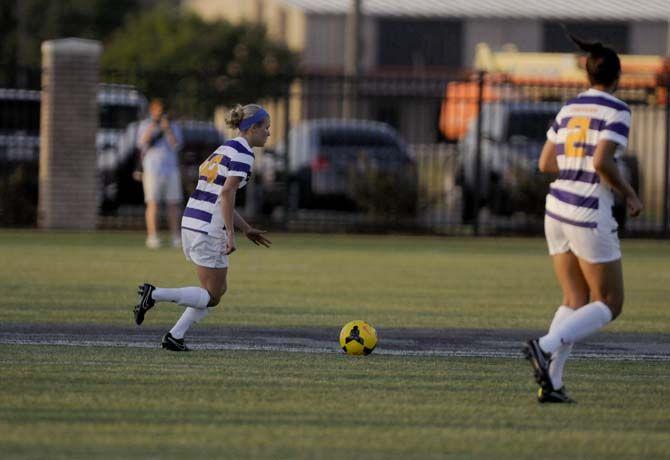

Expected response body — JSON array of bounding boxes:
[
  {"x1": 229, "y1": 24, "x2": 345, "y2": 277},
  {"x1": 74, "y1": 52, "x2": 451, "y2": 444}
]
[{"x1": 339, "y1": 320, "x2": 378, "y2": 355}]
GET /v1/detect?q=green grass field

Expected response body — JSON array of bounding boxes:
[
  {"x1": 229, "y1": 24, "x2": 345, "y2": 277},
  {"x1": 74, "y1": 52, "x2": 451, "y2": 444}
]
[
  {"x1": 1, "y1": 230, "x2": 669, "y2": 331},
  {"x1": 1, "y1": 230, "x2": 669, "y2": 459},
  {"x1": 2, "y1": 346, "x2": 669, "y2": 460}
]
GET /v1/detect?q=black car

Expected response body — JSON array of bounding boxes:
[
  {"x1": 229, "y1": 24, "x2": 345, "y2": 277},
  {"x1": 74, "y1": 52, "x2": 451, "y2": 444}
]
[
  {"x1": 107, "y1": 120, "x2": 225, "y2": 212},
  {"x1": 283, "y1": 119, "x2": 418, "y2": 215}
]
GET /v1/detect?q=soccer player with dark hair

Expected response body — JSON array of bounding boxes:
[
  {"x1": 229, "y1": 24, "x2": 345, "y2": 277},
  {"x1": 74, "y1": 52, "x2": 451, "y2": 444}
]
[{"x1": 523, "y1": 35, "x2": 643, "y2": 403}]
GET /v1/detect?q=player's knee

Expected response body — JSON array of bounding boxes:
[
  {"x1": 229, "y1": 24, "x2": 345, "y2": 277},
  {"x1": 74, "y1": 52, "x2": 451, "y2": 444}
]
[
  {"x1": 207, "y1": 294, "x2": 221, "y2": 307},
  {"x1": 606, "y1": 295, "x2": 623, "y2": 320},
  {"x1": 593, "y1": 292, "x2": 623, "y2": 320},
  {"x1": 206, "y1": 285, "x2": 227, "y2": 307}
]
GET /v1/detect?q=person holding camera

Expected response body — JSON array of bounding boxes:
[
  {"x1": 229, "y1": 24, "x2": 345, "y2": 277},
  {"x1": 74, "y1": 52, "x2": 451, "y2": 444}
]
[{"x1": 136, "y1": 99, "x2": 184, "y2": 249}]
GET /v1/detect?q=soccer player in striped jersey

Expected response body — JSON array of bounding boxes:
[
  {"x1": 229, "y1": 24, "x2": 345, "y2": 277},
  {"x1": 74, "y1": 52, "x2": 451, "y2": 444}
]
[
  {"x1": 523, "y1": 36, "x2": 643, "y2": 402},
  {"x1": 133, "y1": 104, "x2": 272, "y2": 351}
]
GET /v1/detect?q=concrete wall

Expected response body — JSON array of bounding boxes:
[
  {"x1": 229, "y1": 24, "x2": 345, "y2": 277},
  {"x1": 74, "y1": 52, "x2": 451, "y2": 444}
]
[
  {"x1": 630, "y1": 21, "x2": 669, "y2": 56},
  {"x1": 185, "y1": 0, "x2": 260, "y2": 25},
  {"x1": 303, "y1": 14, "x2": 346, "y2": 71},
  {"x1": 463, "y1": 19, "x2": 542, "y2": 67},
  {"x1": 185, "y1": 0, "x2": 306, "y2": 53}
]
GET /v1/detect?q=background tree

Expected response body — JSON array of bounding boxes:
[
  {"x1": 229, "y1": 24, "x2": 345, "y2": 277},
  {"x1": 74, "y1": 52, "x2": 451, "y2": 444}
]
[
  {"x1": 0, "y1": 0, "x2": 141, "y2": 87},
  {"x1": 1, "y1": 1, "x2": 299, "y2": 118},
  {"x1": 102, "y1": 6, "x2": 299, "y2": 118}
]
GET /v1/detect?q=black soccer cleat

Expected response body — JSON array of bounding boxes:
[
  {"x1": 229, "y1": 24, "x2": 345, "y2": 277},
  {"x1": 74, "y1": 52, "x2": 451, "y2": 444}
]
[
  {"x1": 522, "y1": 339, "x2": 552, "y2": 390},
  {"x1": 538, "y1": 386, "x2": 576, "y2": 404},
  {"x1": 161, "y1": 332, "x2": 189, "y2": 352},
  {"x1": 133, "y1": 283, "x2": 156, "y2": 326}
]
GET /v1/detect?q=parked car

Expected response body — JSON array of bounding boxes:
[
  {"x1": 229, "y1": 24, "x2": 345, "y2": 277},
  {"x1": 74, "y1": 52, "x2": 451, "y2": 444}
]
[
  {"x1": 0, "y1": 88, "x2": 41, "y2": 163},
  {"x1": 0, "y1": 84, "x2": 225, "y2": 216},
  {"x1": 179, "y1": 120, "x2": 227, "y2": 197},
  {"x1": 97, "y1": 85, "x2": 148, "y2": 210},
  {"x1": 0, "y1": 84, "x2": 147, "y2": 223},
  {"x1": 255, "y1": 147, "x2": 287, "y2": 215},
  {"x1": 285, "y1": 119, "x2": 417, "y2": 214},
  {"x1": 110, "y1": 119, "x2": 225, "y2": 212},
  {"x1": 0, "y1": 84, "x2": 146, "y2": 163},
  {"x1": 458, "y1": 102, "x2": 639, "y2": 227}
]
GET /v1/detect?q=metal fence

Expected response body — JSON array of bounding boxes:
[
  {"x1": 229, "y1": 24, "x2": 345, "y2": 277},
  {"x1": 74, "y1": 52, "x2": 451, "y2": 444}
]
[
  {"x1": 1, "y1": 68, "x2": 669, "y2": 236},
  {"x1": 270, "y1": 73, "x2": 669, "y2": 236}
]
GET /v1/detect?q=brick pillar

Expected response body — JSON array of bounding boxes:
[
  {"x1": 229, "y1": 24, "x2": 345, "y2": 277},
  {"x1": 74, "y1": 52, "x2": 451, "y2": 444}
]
[{"x1": 38, "y1": 38, "x2": 102, "y2": 229}]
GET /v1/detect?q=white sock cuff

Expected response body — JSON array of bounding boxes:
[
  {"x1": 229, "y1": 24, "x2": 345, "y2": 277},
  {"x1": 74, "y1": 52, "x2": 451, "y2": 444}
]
[
  {"x1": 179, "y1": 287, "x2": 210, "y2": 309},
  {"x1": 195, "y1": 288, "x2": 211, "y2": 309},
  {"x1": 555, "y1": 305, "x2": 576, "y2": 321},
  {"x1": 591, "y1": 301, "x2": 613, "y2": 323},
  {"x1": 557, "y1": 305, "x2": 573, "y2": 314},
  {"x1": 540, "y1": 300, "x2": 613, "y2": 353}
]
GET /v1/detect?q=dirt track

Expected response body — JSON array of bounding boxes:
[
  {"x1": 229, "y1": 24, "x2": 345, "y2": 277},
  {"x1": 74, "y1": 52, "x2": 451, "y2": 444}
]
[{"x1": 1, "y1": 323, "x2": 668, "y2": 361}]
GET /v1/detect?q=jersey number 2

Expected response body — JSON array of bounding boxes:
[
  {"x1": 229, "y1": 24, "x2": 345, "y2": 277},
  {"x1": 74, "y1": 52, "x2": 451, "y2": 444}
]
[{"x1": 565, "y1": 117, "x2": 590, "y2": 157}]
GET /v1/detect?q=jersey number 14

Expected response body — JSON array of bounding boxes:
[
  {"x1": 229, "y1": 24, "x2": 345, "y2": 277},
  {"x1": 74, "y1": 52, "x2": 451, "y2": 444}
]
[{"x1": 199, "y1": 154, "x2": 223, "y2": 183}]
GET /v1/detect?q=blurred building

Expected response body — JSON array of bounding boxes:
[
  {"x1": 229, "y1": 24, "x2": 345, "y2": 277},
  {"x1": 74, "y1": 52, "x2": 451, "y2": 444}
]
[
  {"x1": 186, "y1": 0, "x2": 669, "y2": 73},
  {"x1": 184, "y1": 0, "x2": 670, "y2": 145}
]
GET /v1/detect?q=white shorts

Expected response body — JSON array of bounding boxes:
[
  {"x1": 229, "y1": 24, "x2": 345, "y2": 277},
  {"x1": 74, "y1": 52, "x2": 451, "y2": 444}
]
[
  {"x1": 181, "y1": 229, "x2": 229, "y2": 269},
  {"x1": 545, "y1": 215, "x2": 621, "y2": 264},
  {"x1": 143, "y1": 172, "x2": 183, "y2": 204}
]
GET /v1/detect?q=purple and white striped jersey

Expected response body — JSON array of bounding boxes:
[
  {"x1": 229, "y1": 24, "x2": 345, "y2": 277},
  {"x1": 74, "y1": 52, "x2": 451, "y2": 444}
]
[
  {"x1": 181, "y1": 137, "x2": 255, "y2": 237},
  {"x1": 545, "y1": 88, "x2": 631, "y2": 229}
]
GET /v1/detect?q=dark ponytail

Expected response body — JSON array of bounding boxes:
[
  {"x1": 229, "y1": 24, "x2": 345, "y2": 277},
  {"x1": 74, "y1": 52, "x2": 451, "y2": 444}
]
[{"x1": 569, "y1": 33, "x2": 621, "y2": 87}]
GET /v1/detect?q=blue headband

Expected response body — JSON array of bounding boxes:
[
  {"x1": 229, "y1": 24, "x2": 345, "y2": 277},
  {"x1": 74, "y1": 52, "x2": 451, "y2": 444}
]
[{"x1": 239, "y1": 108, "x2": 269, "y2": 131}]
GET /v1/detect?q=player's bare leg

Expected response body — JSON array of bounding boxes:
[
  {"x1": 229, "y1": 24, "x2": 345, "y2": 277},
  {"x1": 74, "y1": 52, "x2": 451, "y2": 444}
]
[
  {"x1": 552, "y1": 251, "x2": 589, "y2": 308},
  {"x1": 196, "y1": 265, "x2": 228, "y2": 307},
  {"x1": 578, "y1": 258, "x2": 624, "y2": 319},
  {"x1": 531, "y1": 257, "x2": 622, "y2": 401},
  {"x1": 525, "y1": 251, "x2": 587, "y2": 402},
  {"x1": 160, "y1": 266, "x2": 228, "y2": 351}
]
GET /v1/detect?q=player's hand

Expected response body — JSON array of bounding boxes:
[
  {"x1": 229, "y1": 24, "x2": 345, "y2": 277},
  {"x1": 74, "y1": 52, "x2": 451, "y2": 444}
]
[
  {"x1": 160, "y1": 116, "x2": 170, "y2": 130},
  {"x1": 225, "y1": 234, "x2": 237, "y2": 255},
  {"x1": 245, "y1": 228, "x2": 272, "y2": 248},
  {"x1": 627, "y1": 195, "x2": 643, "y2": 217}
]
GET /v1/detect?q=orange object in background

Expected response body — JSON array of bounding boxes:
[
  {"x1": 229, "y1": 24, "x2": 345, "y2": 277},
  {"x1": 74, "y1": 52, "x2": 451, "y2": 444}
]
[
  {"x1": 439, "y1": 77, "x2": 524, "y2": 141},
  {"x1": 439, "y1": 80, "x2": 480, "y2": 142},
  {"x1": 439, "y1": 44, "x2": 670, "y2": 142}
]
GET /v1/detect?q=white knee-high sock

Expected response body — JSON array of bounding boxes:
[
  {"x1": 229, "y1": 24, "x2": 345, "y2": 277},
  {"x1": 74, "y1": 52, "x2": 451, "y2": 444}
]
[
  {"x1": 547, "y1": 306, "x2": 576, "y2": 389},
  {"x1": 170, "y1": 307, "x2": 209, "y2": 339},
  {"x1": 539, "y1": 301, "x2": 613, "y2": 354},
  {"x1": 152, "y1": 287, "x2": 210, "y2": 310}
]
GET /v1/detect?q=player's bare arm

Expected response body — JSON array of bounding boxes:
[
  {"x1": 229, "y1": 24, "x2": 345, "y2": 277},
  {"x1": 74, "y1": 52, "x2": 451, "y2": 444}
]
[
  {"x1": 234, "y1": 210, "x2": 272, "y2": 248},
  {"x1": 538, "y1": 140, "x2": 559, "y2": 174},
  {"x1": 221, "y1": 175, "x2": 242, "y2": 254},
  {"x1": 593, "y1": 140, "x2": 643, "y2": 216}
]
